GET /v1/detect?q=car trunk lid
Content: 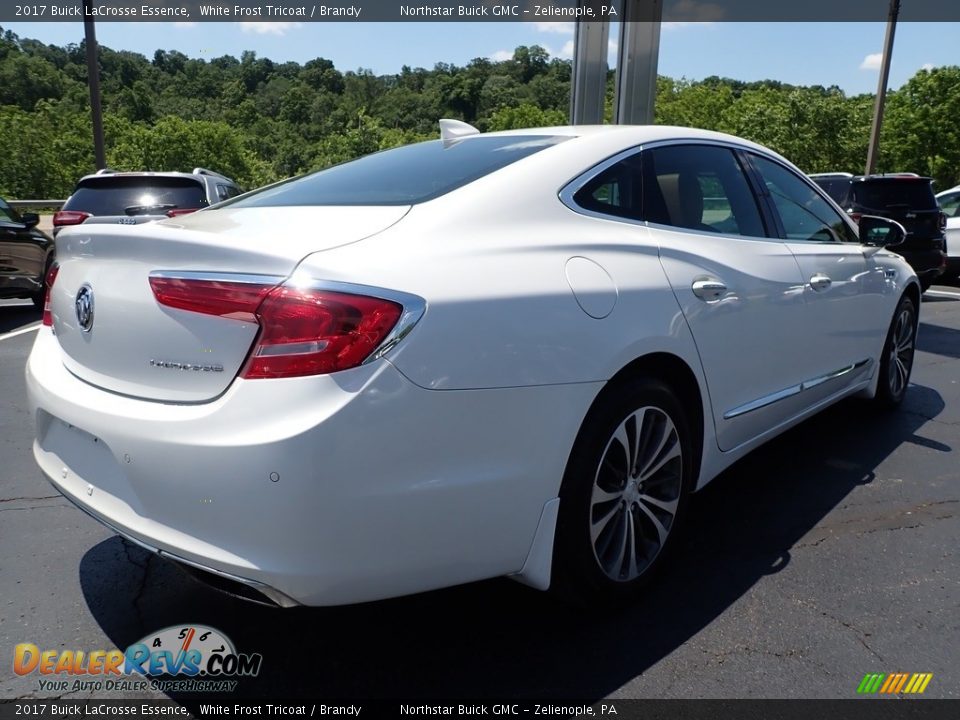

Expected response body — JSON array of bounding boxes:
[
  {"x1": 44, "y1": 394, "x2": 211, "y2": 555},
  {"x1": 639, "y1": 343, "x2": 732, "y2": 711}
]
[{"x1": 49, "y1": 205, "x2": 409, "y2": 402}]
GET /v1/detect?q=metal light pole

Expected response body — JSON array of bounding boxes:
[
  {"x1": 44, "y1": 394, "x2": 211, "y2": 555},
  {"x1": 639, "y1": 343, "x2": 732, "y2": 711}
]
[
  {"x1": 865, "y1": 0, "x2": 900, "y2": 175},
  {"x1": 83, "y1": 0, "x2": 106, "y2": 170}
]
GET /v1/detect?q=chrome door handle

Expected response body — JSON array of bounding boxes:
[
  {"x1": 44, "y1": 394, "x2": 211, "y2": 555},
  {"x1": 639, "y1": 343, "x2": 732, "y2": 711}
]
[
  {"x1": 692, "y1": 278, "x2": 727, "y2": 301},
  {"x1": 810, "y1": 273, "x2": 832, "y2": 291}
]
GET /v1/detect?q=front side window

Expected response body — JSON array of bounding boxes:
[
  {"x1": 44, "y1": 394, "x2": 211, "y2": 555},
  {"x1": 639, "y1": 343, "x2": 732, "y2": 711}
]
[
  {"x1": 641, "y1": 144, "x2": 767, "y2": 238},
  {"x1": 751, "y1": 155, "x2": 858, "y2": 243}
]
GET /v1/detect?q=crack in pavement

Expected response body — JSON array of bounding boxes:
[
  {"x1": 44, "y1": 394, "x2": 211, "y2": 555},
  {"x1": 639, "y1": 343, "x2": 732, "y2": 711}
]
[
  {"x1": 795, "y1": 598, "x2": 885, "y2": 663},
  {"x1": 0, "y1": 495, "x2": 61, "y2": 503}
]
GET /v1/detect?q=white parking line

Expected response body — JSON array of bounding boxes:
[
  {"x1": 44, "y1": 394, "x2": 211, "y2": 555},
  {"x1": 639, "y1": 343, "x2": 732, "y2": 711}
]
[
  {"x1": 926, "y1": 289, "x2": 960, "y2": 299},
  {"x1": 0, "y1": 323, "x2": 41, "y2": 342}
]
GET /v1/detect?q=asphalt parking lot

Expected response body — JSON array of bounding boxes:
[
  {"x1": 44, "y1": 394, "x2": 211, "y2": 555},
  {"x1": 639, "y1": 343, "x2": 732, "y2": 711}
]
[{"x1": 1, "y1": 287, "x2": 958, "y2": 702}]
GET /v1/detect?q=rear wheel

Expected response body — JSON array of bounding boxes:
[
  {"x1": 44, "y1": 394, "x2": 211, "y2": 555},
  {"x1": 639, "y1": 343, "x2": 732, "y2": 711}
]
[
  {"x1": 875, "y1": 294, "x2": 917, "y2": 409},
  {"x1": 552, "y1": 378, "x2": 693, "y2": 606}
]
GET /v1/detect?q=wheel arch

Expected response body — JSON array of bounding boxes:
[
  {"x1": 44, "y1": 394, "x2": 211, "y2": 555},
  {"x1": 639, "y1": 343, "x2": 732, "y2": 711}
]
[{"x1": 604, "y1": 352, "x2": 706, "y2": 488}]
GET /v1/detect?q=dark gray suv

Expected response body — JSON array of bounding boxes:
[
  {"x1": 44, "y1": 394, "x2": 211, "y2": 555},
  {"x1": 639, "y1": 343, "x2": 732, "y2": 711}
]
[{"x1": 53, "y1": 168, "x2": 241, "y2": 236}]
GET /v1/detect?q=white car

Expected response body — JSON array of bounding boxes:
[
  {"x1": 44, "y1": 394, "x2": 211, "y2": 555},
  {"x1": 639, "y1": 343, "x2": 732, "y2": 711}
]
[
  {"x1": 936, "y1": 185, "x2": 960, "y2": 281},
  {"x1": 27, "y1": 124, "x2": 920, "y2": 607}
]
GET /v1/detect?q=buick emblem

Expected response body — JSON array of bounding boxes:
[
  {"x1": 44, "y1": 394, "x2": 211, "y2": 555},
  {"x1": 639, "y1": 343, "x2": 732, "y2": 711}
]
[{"x1": 75, "y1": 285, "x2": 94, "y2": 333}]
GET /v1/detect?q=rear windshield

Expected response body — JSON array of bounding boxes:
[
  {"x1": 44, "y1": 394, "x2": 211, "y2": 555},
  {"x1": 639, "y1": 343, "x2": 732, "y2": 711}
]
[
  {"x1": 63, "y1": 177, "x2": 208, "y2": 216},
  {"x1": 229, "y1": 135, "x2": 568, "y2": 207},
  {"x1": 852, "y1": 180, "x2": 937, "y2": 211},
  {"x1": 812, "y1": 178, "x2": 851, "y2": 205}
]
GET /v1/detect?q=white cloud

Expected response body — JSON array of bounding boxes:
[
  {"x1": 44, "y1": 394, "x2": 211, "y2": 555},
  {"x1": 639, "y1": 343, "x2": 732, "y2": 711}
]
[
  {"x1": 489, "y1": 50, "x2": 514, "y2": 62},
  {"x1": 240, "y1": 22, "x2": 303, "y2": 36},
  {"x1": 534, "y1": 22, "x2": 575, "y2": 35},
  {"x1": 860, "y1": 52, "x2": 883, "y2": 70},
  {"x1": 560, "y1": 40, "x2": 575, "y2": 59},
  {"x1": 921, "y1": 62, "x2": 935, "y2": 72},
  {"x1": 173, "y1": 22, "x2": 197, "y2": 28}
]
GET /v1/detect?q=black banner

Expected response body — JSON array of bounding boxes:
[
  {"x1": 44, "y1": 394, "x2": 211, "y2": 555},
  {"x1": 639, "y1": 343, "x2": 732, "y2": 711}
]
[
  {"x1": 2, "y1": 0, "x2": 960, "y2": 23},
  {"x1": 1, "y1": 700, "x2": 959, "y2": 720}
]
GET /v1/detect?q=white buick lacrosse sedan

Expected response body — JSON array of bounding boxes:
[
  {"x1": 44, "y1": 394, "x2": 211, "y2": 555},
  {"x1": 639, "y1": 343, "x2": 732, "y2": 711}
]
[{"x1": 27, "y1": 124, "x2": 920, "y2": 607}]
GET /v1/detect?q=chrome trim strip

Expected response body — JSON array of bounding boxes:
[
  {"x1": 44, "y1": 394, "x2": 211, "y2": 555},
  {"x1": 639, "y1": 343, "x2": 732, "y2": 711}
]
[
  {"x1": 149, "y1": 270, "x2": 287, "y2": 286},
  {"x1": 723, "y1": 358, "x2": 873, "y2": 420}
]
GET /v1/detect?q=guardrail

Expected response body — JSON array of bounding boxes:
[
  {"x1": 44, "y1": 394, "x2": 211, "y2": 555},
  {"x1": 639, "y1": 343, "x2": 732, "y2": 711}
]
[{"x1": 8, "y1": 200, "x2": 66, "y2": 210}]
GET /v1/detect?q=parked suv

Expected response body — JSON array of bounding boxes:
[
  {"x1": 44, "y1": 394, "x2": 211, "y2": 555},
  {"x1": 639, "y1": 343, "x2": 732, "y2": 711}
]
[
  {"x1": 810, "y1": 173, "x2": 946, "y2": 291},
  {"x1": 936, "y1": 185, "x2": 960, "y2": 282},
  {"x1": 53, "y1": 168, "x2": 241, "y2": 236}
]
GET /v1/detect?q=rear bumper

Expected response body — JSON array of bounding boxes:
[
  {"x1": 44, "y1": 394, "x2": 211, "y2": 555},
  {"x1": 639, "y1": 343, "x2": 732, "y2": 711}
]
[
  {"x1": 26, "y1": 329, "x2": 595, "y2": 606},
  {"x1": 945, "y1": 255, "x2": 960, "y2": 279},
  {"x1": 897, "y1": 247, "x2": 946, "y2": 280}
]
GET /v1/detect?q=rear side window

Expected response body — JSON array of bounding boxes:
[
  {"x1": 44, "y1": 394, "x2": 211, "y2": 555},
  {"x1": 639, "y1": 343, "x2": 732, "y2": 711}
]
[
  {"x1": 812, "y1": 178, "x2": 851, "y2": 206},
  {"x1": 852, "y1": 180, "x2": 937, "y2": 211},
  {"x1": 641, "y1": 144, "x2": 767, "y2": 238},
  {"x1": 63, "y1": 177, "x2": 208, "y2": 216},
  {"x1": 940, "y1": 192, "x2": 960, "y2": 217},
  {"x1": 217, "y1": 184, "x2": 240, "y2": 201},
  {"x1": 229, "y1": 136, "x2": 567, "y2": 207},
  {"x1": 573, "y1": 154, "x2": 644, "y2": 220}
]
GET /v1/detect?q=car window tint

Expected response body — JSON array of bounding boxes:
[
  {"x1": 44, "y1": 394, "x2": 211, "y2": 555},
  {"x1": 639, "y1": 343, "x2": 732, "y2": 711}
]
[
  {"x1": 63, "y1": 178, "x2": 208, "y2": 216},
  {"x1": 229, "y1": 135, "x2": 568, "y2": 208},
  {"x1": 852, "y1": 180, "x2": 937, "y2": 211},
  {"x1": 641, "y1": 144, "x2": 767, "y2": 238},
  {"x1": 751, "y1": 156, "x2": 858, "y2": 243},
  {"x1": 217, "y1": 184, "x2": 240, "y2": 201},
  {"x1": 939, "y1": 192, "x2": 960, "y2": 217},
  {"x1": 812, "y1": 178, "x2": 851, "y2": 206},
  {"x1": 572, "y1": 153, "x2": 643, "y2": 220},
  {"x1": 0, "y1": 198, "x2": 16, "y2": 223}
]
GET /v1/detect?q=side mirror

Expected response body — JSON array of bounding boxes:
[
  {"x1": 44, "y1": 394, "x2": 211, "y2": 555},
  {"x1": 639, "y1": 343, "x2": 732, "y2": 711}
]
[
  {"x1": 20, "y1": 212, "x2": 40, "y2": 229},
  {"x1": 859, "y1": 215, "x2": 906, "y2": 248}
]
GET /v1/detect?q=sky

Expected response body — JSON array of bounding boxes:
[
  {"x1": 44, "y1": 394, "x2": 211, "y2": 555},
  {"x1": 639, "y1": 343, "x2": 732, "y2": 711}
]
[{"x1": 3, "y1": 20, "x2": 957, "y2": 95}]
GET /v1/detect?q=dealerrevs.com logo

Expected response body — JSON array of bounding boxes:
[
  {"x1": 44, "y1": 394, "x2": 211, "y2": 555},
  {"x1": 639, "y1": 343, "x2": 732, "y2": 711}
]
[{"x1": 14, "y1": 625, "x2": 262, "y2": 693}]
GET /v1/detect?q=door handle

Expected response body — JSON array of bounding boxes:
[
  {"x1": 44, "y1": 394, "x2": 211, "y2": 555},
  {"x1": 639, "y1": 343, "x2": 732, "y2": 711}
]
[
  {"x1": 810, "y1": 273, "x2": 832, "y2": 291},
  {"x1": 692, "y1": 278, "x2": 727, "y2": 301}
]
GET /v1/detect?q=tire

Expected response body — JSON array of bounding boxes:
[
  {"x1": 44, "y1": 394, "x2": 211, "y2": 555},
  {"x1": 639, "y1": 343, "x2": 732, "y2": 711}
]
[
  {"x1": 874, "y1": 294, "x2": 918, "y2": 409},
  {"x1": 552, "y1": 378, "x2": 694, "y2": 607}
]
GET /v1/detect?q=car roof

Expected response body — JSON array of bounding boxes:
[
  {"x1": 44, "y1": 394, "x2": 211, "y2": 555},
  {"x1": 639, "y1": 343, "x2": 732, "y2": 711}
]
[
  {"x1": 75, "y1": 168, "x2": 236, "y2": 184},
  {"x1": 853, "y1": 174, "x2": 933, "y2": 183},
  {"x1": 482, "y1": 124, "x2": 794, "y2": 163}
]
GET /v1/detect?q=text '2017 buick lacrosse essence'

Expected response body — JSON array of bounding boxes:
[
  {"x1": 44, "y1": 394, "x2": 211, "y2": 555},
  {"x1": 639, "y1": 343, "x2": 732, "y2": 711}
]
[{"x1": 27, "y1": 124, "x2": 920, "y2": 607}]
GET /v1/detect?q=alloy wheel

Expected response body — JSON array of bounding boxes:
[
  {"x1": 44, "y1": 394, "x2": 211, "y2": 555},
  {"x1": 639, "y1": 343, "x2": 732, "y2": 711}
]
[
  {"x1": 590, "y1": 406, "x2": 683, "y2": 582},
  {"x1": 888, "y1": 305, "x2": 915, "y2": 398}
]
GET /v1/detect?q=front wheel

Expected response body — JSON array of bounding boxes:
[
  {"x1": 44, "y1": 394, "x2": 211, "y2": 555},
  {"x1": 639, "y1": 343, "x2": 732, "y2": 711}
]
[
  {"x1": 552, "y1": 378, "x2": 694, "y2": 606},
  {"x1": 875, "y1": 294, "x2": 918, "y2": 409}
]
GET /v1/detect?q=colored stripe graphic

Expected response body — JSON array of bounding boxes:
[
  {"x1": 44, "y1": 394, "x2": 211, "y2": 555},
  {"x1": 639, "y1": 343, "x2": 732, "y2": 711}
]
[{"x1": 858, "y1": 672, "x2": 933, "y2": 694}]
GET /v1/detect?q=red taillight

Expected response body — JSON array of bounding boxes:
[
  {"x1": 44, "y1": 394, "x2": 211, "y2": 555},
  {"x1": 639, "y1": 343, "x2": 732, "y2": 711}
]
[
  {"x1": 940, "y1": 212, "x2": 947, "y2": 231},
  {"x1": 148, "y1": 276, "x2": 277, "y2": 323},
  {"x1": 52, "y1": 210, "x2": 91, "y2": 227},
  {"x1": 42, "y1": 264, "x2": 60, "y2": 327},
  {"x1": 848, "y1": 212, "x2": 862, "y2": 224},
  {"x1": 241, "y1": 287, "x2": 402, "y2": 379},
  {"x1": 148, "y1": 277, "x2": 404, "y2": 378},
  {"x1": 166, "y1": 208, "x2": 199, "y2": 218}
]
